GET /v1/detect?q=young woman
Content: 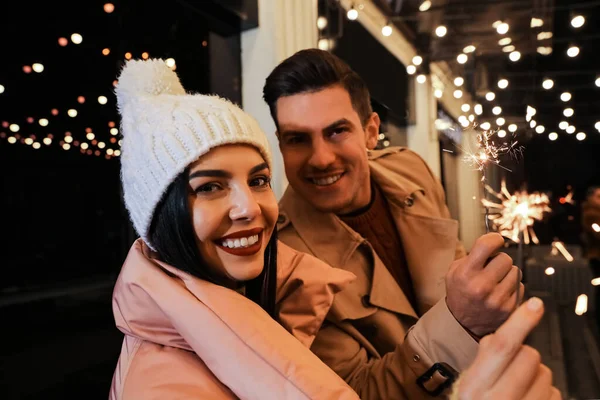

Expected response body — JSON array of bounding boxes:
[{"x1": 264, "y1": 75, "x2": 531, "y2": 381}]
[{"x1": 109, "y1": 59, "x2": 359, "y2": 399}]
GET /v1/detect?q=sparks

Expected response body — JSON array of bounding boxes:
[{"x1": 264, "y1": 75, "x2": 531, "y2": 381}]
[
  {"x1": 552, "y1": 240, "x2": 574, "y2": 262},
  {"x1": 462, "y1": 128, "x2": 523, "y2": 176},
  {"x1": 482, "y1": 180, "x2": 551, "y2": 243}
]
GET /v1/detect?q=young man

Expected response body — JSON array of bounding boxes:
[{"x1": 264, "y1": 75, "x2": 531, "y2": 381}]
[{"x1": 263, "y1": 49, "x2": 524, "y2": 399}]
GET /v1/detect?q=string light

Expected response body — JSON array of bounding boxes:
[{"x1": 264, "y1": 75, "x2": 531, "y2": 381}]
[
  {"x1": 9, "y1": 124, "x2": 19, "y2": 132},
  {"x1": 454, "y1": 77, "x2": 464, "y2": 86},
  {"x1": 71, "y1": 33, "x2": 83, "y2": 44},
  {"x1": 498, "y1": 130, "x2": 507, "y2": 138},
  {"x1": 58, "y1": 37, "x2": 68, "y2": 47},
  {"x1": 502, "y1": 45, "x2": 516, "y2": 53},
  {"x1": 496, "y1": 117, "x2": 505, "y2": 126},
  {"x1": 545, "y1": 267, "x2": 555, "y2": 275},
  {"x1": 530, "y1": 120, "x2": 537, "y2": 128},
  {"x1": 435, "y1": 25, "x2": 447, "y2": 37},
  {"x1": 542, "y1": 78, "x2": 554, "y2": 89},
  {"x1": 567, "y1": 125, "x2": 576, "y2": 134},
  {"x1": 98, "y1": 96, "x2": 108, "y2": 105},
  {"x1": 576, "y1": 132, "x2": 586, "y2": 141},
  {"x1": 464, "y1": 45, "x2": 476, "y2": 53},
  {"x1": 486, "y1": 92, "x2": 496, "y2": 101},
  {"x1": 453, "y1": 90, "x2": 463, "y2": 99},
  {"x1": 567, "y1": 46, "x2": 580, "y2": 57},
  {"x1": 110, "y1": 128, "x2": 119, "y2": 135},
  {"x1": 571, "y1": 15, "x2": 585, "y2": 28},
  {"x1": 493, "y1": 106, "x2": 502, "y2": 115},
  {"x1": 434, "y1": 89, "x2": 443, "y2": 99},
  {"x1": 419, "y1": 1, "x2": 431, "y2": 12},
  {"x1": 474, "y1": 104, "x2": 483, "y2": 115},
  {"x1": 559, "y1": 121, "x2": 569, "y2": 130},
  {"x1": 63, "y1": 143, "x2": 71, "y2": 150},
  {"x1": 317, "y1": 16, "x2": 328, "y2": 30},
  {"x1": 596, "y1": 77, "x2": 600, "y2": 87},
  {"x1": 457, "y1": 53, "x2": 468, "y2": 64},
  {"x1": 498, "y1": 37, "x2": 512, "y2": 46},
  {"x1": 498, "y1": 79, "x2": 509, "y2": 89},
  {"x1": 32, "y1": 63, "x2": 44, "y2": 73},
  {"x1": 531, "y1": 17, "x2": 544, "y2": 28},
  {"x1": 165, "y1": 58, "x2": 176, "y2": 68},
  {"x1": 537, "y1": 46, "x2": 553, "y2": 55},
  {"x1": 8, "y1": 137, "x2": 16, "y2": 144},
  {"x1": 39, "y1": 118, "x2": 48, "y2": 127},
  {"x1": 43, "y1": 137, "x2": 52, "y2": 145},
  {"x1": 561, "y1": 92, "x2": 572, "y2": 102},
  {"x1": 86, "y1": 132, "x2": 95, "y2": 140},
  {"x1": 141, "y1": 52, "x2": 149, "y2": 60},
  {"x1": 406, "y1": 65, "x2": 416, "y2": 75},
  {"x1": 536, "y1": 125, "x2": 545, "y2": 134},
  {"x1": 67, "y1": 109, "x2": 78, "y2": 117},
  {"x1": 537, "y1": 32, "x2": 553, "y2": 40},
  {"x1": 0, "y1": 85, "x2": 4, "y2": 94},
  {"x1": 382, "y1": 23, "x2": 393, "y2": 37},
  {"x1": 102, "y1": 48, "x2": 110, "y2": 56},
  {"x1": 549, "y1": 132, "x2": 558, "y2": 141},
  {"x1": 596, "y1": 121, "x2": 600, "y2": 131},
  {"x1": 23, "y1": 65, "x2": 32, "y2": 74},
  {"x1": 25, "y1": 138, "x2": 33, "y2": 145},
  {"x1": 125, "y1": 52, "x2": 132, "y2": 60},
  {"x1": 480, "y1": 122, "x2": 491, "y2": 131},
  {"x1": 509, "y1": 51, "x2": 521, "y2": 61},
  {"x1": 564, "y1": 108, "x2": 574, "y2": 117},
  {"x1": 461, "y1": 104, "x2": 471, "y2": 112},
  {"x1": 508, "y1": 124, "x2": 517, "y2": 132},
  {"x1": 412, "y1": 55, "x2": 423, "y2": 66},
  {"x1": 64, "y1": 136, "x2": 73, "y2": 143},
  {"x1": 81, "y1": 143, "x2": 89, "y2": 150},
  {"x1": 416, "y1": 74, "x2": 427, "y2": 84},
  {"x1": 104, "y1": 3, "x2": 115, "y2": 13},
  {"x1": 497, "y1": 22, "x2": 509, "y2": 35},
  {"x1": 347, "y1": 7, "x2": 358, "y2": 21}
]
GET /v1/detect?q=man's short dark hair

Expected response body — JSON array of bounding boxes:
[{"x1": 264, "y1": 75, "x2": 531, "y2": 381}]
[
  {"x1": 587, "y1": 186, "x2": 600, "y2": 199},
  {"x1": 263, "y1": 49, "x2": 373, "y2": 129}
]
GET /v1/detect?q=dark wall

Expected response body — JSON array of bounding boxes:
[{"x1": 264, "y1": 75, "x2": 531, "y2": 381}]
[{"x1": 332, "y1": 15, "x2": 409, "y2": 127}]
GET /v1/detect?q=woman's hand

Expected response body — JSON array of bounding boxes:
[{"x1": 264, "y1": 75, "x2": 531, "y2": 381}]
[{"x1": 453, "y1": 297, "x2": 562, "y2": 400}]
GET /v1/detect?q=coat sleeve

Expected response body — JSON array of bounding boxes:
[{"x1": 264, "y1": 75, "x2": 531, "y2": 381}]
[{"x1": 310, "y1": 300, "x2": 478, "y2": 400}]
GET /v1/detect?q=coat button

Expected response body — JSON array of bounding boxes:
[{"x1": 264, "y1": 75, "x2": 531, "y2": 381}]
[
  {"x1": 361, "y1": 294, "x2": 371, "y2": 308},
  {"x1": 404, "y1": 196, "x2": 414, "y2": 207},
  {"x1": 413, "y1": 354, "x2": 420, "y2": 362}
]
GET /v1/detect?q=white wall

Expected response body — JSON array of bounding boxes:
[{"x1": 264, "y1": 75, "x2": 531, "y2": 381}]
[{"x1": 241, "y1": 0, "x2": 318, "y2": 199}]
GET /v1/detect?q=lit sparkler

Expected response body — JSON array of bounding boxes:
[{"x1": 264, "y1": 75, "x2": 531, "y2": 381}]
[{"x1": 482, "y1": 180, "x2": 551, "y2": 244}]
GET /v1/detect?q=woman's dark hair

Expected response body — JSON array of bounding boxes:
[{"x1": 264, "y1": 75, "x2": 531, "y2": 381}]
[
  {"x1": 263, "y1": 48, "x2": 373, "y2": 129},
  {"x1": 148, "y1": 170, "x2": 277, "y2": 318}
]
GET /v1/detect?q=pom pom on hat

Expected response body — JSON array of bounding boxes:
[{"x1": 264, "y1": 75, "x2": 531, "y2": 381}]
[{"x1": 116, "y1": 59, "x2": 185, "y2": 104}]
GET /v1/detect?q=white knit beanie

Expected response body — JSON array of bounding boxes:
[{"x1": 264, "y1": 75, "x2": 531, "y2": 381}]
[{"x1": 115, "y1": 59, "x2": 272, "y2": 249}]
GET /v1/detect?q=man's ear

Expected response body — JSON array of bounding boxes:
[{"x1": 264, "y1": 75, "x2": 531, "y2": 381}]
[{"x1": 365, "y1": 112, "x2": 381, "y2": 150}]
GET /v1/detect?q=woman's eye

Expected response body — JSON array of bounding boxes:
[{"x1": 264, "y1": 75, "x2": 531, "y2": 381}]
[
  {"x1": 195, "y1": 183, "x2": 222, "y2": 193},
  {"x1": 250, "y1": 176, "x2": 271, "y2": 187}
]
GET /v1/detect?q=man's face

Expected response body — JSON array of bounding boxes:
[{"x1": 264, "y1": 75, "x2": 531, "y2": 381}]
[
  {"x1": 590, "y1": 188, "x2": 600, "y2": 207},
  {"x1": 275, "y1": 85, "x2": 379, "y2": 214}
]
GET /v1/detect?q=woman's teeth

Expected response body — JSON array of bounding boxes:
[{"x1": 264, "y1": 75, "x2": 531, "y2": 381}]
[{"x1": 221, "y1": 234, "x2": 259, "y2": 248}]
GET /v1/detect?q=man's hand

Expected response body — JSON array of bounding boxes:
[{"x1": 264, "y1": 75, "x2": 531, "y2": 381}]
[
  {"x1": 455, "y1": 297, "x2": 562, "y2": 400},
  {"x1": 446, "y1": 233, "x2": 524, "y2": 337}
]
